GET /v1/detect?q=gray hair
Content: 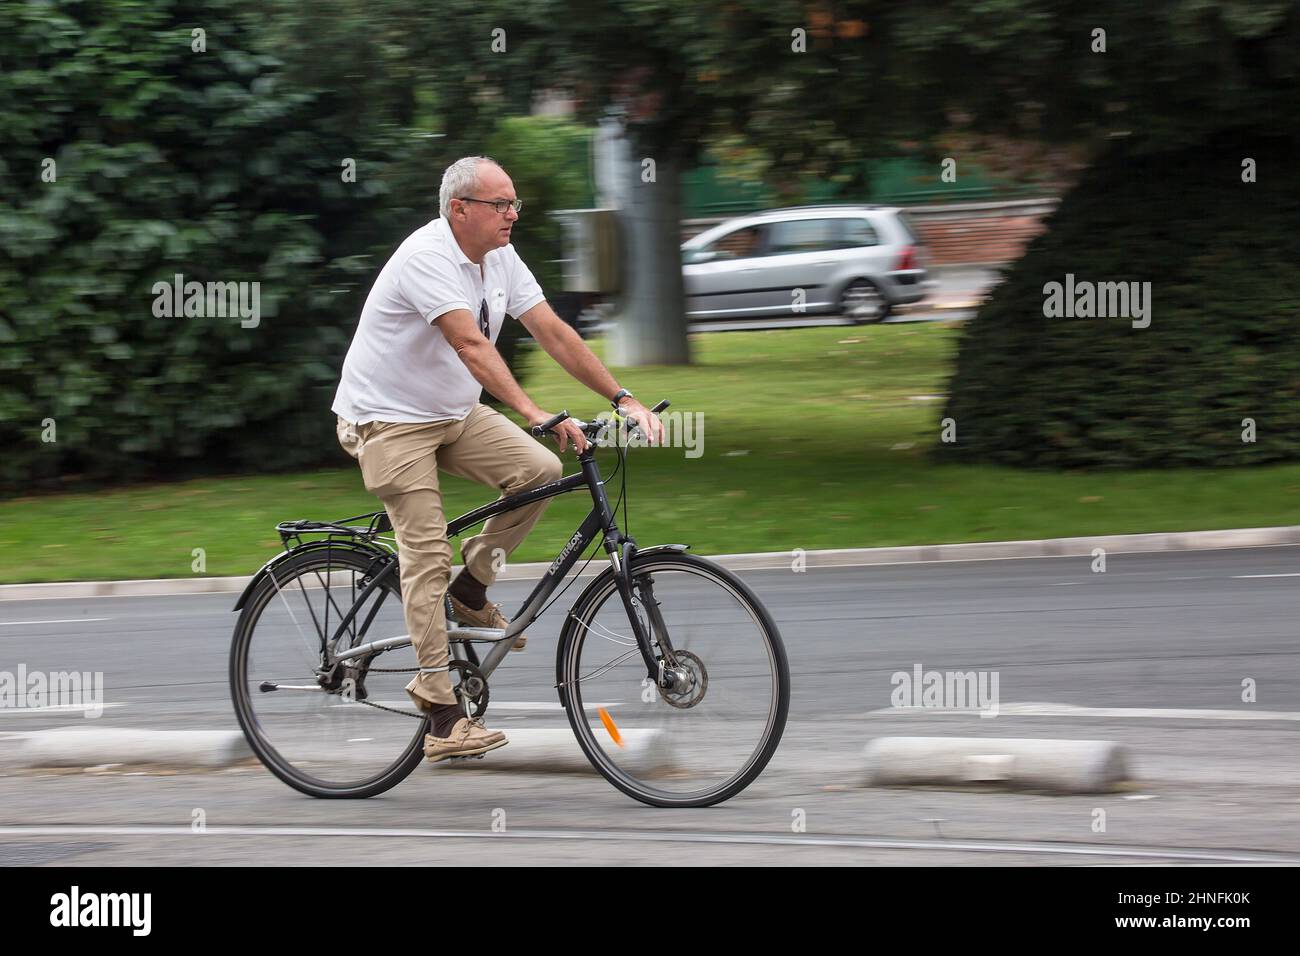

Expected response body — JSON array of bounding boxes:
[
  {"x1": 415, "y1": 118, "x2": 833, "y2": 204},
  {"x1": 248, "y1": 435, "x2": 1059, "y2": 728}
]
[{"x1": 439, "y1": 155, "x2": 504, "y2": 219}]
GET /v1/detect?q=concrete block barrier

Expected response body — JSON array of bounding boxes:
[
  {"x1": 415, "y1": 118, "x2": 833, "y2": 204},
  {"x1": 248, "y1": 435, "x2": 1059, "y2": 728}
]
[
  {"x1": 0, "y1": 728, "x2": 253, "y2": 769},
  {"x1": 863, "y1": 736, "x2": 1130, "y2": 793}
]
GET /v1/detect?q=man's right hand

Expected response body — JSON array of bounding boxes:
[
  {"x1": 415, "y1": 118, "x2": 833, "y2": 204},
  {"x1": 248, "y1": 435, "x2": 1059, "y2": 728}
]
[{"x1": 530, "y1": 411, "x2": 590, "y2": 454}]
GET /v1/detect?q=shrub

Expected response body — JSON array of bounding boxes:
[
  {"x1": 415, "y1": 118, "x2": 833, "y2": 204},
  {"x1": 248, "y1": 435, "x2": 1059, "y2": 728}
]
[{"x1": 938, "y1": 133, "x2": 1300, "y2": 469}]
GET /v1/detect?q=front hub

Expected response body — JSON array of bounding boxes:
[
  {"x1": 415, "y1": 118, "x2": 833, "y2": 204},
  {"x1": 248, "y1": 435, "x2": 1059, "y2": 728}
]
[{"x1": 658, "y1": 650, "x2": 707, "y2": 709}]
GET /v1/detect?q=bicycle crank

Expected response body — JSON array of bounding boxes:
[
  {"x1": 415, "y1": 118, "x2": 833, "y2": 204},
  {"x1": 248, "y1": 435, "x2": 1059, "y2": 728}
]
[{"x1": 450, "y1": 659, "x2": 490, "y2": 718}]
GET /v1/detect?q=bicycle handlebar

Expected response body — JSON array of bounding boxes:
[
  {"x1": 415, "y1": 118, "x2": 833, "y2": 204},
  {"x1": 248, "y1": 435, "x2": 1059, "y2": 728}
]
[
  {"x1": 529, "y1": 399, "x2": 670, "y2": 441},
  {"x1": 529, "y1": 410, "x2": 571, "y2": 437}
]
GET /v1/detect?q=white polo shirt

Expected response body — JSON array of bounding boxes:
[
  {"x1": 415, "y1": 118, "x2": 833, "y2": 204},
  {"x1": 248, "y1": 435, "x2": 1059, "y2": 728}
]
[{"x1": 331, "y1": 216, "x2": 545, "y2": 424}]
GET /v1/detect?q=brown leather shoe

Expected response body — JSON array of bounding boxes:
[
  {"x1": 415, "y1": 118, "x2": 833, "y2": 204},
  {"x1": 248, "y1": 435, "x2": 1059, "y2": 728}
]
[
  {"x1": 448, "y1": 594, "x2": 526, "y2": 650},
  {"x1": 423, "y1": 717, "x2": 507, "y2": 762}
]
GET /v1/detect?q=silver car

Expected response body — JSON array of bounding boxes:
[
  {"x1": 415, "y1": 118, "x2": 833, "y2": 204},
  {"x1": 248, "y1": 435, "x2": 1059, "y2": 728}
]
[{"x1": 681, "y1": 205, "x2": 928, "y2": 323}]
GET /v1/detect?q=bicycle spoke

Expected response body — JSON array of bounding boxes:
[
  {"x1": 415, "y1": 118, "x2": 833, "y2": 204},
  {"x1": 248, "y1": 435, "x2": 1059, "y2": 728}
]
[
  {"x1": 268, "y1": 567, "x2": 326, "y2": 666},
  {"x1": 305, "y1": 564, "x2": 360, "y2": 651}
]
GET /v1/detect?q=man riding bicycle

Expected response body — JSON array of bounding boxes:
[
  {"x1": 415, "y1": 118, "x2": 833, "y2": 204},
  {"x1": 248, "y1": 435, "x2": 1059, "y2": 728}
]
[{"x1": 332, "y1": 155, "x2": 665, "y2": 763}]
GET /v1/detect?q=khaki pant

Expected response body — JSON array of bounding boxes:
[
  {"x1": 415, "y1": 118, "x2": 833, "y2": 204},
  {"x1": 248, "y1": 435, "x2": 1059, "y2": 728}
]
[{"x1": 336, "y1": 405, "x2": 562, "y2": 708}]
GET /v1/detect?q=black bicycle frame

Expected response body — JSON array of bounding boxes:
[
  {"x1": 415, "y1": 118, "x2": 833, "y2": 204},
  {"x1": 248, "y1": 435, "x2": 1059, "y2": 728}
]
[
  {"x1": 452, "y1": 448, "x2": 659, "y2": 680},
  {"x1": 297, "y1": 445, "x2": 661, "y2": 684}
]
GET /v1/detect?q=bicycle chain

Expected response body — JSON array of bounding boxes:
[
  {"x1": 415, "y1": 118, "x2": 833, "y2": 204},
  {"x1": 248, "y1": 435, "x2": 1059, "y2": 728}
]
[
  {"x1": 355, "y1": 697, "x2": 427, "y2": 720},
  {"x1": 338, "y1": 663, "x2": 428, "y2": 719},
  {"x1": 343, "y1": 662, "x2": 482, "y2": 720}
]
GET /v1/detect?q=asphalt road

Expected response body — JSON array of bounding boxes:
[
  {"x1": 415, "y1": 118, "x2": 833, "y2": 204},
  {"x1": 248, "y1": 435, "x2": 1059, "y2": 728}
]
[{"x1": 1, "y1": 545, "x2": 1297, "y2": 865}]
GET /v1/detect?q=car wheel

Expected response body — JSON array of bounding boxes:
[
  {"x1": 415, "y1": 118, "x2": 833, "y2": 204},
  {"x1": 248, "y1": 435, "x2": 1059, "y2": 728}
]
[{"x1": 840, "y1": 279, "x2": 891, "y2": 324}]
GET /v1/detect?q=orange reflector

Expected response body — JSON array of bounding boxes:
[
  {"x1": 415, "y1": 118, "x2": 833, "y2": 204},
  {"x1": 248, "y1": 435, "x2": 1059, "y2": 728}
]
[{"x1": 598, "y1": 707, "x2": 624, "y2": 747}]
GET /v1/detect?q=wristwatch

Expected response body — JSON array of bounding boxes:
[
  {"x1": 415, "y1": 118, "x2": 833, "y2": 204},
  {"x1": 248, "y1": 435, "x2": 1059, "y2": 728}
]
[{"x1": 611, "y1": 388, "x2": 633, "y2": 409}]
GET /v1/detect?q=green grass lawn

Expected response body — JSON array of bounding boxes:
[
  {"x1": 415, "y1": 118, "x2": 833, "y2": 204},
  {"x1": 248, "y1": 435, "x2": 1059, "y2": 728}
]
[{"x1": 3, "y1": 323, "x2": 1299, "y2": 583}]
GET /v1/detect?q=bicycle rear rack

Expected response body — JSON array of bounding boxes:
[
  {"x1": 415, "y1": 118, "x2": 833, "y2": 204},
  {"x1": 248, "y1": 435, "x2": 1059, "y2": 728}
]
[{"x1": 276, "y1": 511, "x2": 392, "y2": 549}]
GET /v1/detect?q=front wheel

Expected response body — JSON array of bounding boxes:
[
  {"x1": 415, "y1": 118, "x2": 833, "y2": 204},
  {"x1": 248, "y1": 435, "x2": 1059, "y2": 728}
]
[{"x1": 558, "y1": 553, "x2": 790, "y2": 807}]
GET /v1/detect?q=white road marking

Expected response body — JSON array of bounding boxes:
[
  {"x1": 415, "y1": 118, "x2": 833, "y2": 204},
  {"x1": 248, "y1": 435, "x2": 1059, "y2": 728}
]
[
  {"x1": 871, "y1": 702, "x2": 1300, "y2": 721},
  {"x1": 0, "y1": 618, "x2": 110, "y2": 626},
  {"x1": 0, "y1": 703, "x2": 124, "y2": 717},
  {"x1": 0, "y1": 825, "x2": 1293, "y2": 864},
  {"x1": 1233, "y1": 572, "x2": 1300, "y2": 578}
]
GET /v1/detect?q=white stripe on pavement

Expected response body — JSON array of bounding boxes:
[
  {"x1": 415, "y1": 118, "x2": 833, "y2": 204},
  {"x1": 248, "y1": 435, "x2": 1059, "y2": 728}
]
[
  {"x1": 0, "y1": 619, "x2": 110, "y2": 626},
  {"x1": 0, "y1": 703, "x2": 124, "y2": 717},
  {"x1": 870, "y1": 702, "x2": 1300, "y2": 721}
]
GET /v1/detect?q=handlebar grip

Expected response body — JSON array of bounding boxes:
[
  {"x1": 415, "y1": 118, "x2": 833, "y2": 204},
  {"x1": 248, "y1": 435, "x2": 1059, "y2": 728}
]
[
  {"x1": 529, "y1": 410, "x2": 569, "y2": 437},
  {"x1": 650, "y1": 399, "x2": 670, "y2": 414}
]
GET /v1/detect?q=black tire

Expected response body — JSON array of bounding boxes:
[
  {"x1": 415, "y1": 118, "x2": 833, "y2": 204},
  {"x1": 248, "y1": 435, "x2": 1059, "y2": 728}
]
[
  {"x1": 558, "y1": 552, "x2": 790, "y2": 808},
  {"x1": 840, "y1": 278, "x2": 892, "y2": 324},
  {"x1": 229, "y1": 545, "x2": 427, "y2": 799}
]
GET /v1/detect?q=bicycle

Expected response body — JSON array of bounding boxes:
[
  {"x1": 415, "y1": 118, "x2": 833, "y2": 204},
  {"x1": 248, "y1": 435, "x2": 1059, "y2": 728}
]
[{"x1": 229, "y1": 400, "x2": 790, "y2": 807}]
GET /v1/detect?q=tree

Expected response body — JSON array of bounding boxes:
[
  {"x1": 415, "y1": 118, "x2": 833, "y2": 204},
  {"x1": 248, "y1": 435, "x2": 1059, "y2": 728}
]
[
  {"x1": 0, "y1": 0, "x2": 412, "y2": 487},
  {"x1": 412, "y1": 0, "x2": 1300, "y2": 380},
  {"x1": 395, "y1": 0, "x2": 930, "y2": 365}
]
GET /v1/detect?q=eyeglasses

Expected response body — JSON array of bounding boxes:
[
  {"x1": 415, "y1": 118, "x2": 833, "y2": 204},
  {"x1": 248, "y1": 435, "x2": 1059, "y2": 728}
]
[
  {"x1": 478, "y1": 298, "x2": 490, "y2": 338},
  {"x1": 458, "y1": 197, "x2": 523, "y2": 215}
]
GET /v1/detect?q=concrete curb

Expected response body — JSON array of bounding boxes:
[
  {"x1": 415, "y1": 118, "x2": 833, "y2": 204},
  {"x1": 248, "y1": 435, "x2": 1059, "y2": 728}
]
[
  {"x1": 0, "y1": 726, "x2": 669, "y2": 775},
  {"x1": 4, "y1": 525, "x2": 1299, "y2": 601},
  {"x1": 435, "y1": 727, "x2": 671, "y2": 776},
  {"x1": 0, "y1": 728, "x2": 253, "y2": 769},
  {"x1": 863, "y1": 736, "x2": 1130, "y2": 794}
]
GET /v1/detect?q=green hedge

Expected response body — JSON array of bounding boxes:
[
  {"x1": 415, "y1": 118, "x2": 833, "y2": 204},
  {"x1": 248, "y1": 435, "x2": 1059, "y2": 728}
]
[
  {"x1": 0, "y1": 1, "x2": 398, "y2": 490},
  {"x1": 0, "y1": 2, "x2": 579, "y2": 493},
  {"x1": 938, "y1": 133, "x2": 1300, "y2": 469}
]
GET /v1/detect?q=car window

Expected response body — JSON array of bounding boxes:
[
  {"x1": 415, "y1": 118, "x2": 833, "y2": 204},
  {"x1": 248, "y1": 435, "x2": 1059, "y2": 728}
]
[
  {"x1": 838, "y1": 218, "x2": 879, "y2": 247},
  {"x1": 692, "y1": 225, "x2": 764, "y2": 262},
  {"x1": 765, "y1": 218, "x2": 838, "y2": 255}
]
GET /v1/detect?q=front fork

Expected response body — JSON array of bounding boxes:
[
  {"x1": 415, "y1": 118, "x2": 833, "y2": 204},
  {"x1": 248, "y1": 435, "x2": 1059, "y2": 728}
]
[
  {"x1": 606, "y1": 534, "x2": 681, "y2": 690},
  {"x1": 581, "y1": 451, "x2": 682, "y2": 690}
]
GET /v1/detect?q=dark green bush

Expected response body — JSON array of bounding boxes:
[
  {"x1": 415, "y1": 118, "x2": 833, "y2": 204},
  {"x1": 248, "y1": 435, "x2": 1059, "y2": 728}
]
[
  {"x1": 938, "y1": 133, "x2": 1300, "y2": 469},
  {"x1": 0, "y1": 0, "x2": 407, "y2": 489},
  {"x1": 0, "y1": 1, "x2": 556, "y2": 492}
]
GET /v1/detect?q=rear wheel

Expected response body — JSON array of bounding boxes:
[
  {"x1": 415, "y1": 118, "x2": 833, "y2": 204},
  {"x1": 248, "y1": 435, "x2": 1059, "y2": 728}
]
[
  {"x1": 841, "y1": 278, "x2": 891, "y2": 323},
  {"x1": 559, "y1": 553, "x2": 790, "y2": 807},
  {"x1": 229, "y1": 546, "x2": 428, "y2": 798}
]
